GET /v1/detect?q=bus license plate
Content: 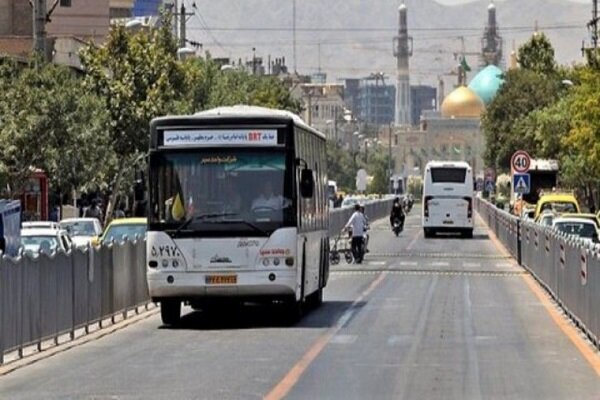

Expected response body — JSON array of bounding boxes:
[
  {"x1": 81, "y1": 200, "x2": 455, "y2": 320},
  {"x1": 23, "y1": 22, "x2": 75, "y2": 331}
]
[
  {"x1": 205, "y1": 275, "x2": 237, "y2": 285},
  {"x1": 443, "y1": 220, "x2": 454, "y2": 225}
]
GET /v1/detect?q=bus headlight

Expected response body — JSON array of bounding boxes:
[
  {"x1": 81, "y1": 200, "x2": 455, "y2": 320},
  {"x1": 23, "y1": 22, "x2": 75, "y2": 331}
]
[
  {"x1": 285, "y1": 257, "x2": 294, "y2": 267},
  {"x1": 262, "y1": 258, "x2": 270, "y2": 267},
  {"x1": 273, "y1": 258, "x2": 280, "y2": 266},
  {"x1": 161, "y1": 259, "x2": 169, "y2": 268},
  {"x1": 172, "y1": 259, "x2": 179, "y2": 268}
]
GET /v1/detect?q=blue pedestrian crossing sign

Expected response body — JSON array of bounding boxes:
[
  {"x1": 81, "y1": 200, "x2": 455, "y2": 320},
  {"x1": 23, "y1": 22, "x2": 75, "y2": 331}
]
[
  {"x1": 513, "y1": 173, "x2": 530, "y2": 194},
  {"x1": 484, "y1": 179, "x2": 495, "y2": 193}
]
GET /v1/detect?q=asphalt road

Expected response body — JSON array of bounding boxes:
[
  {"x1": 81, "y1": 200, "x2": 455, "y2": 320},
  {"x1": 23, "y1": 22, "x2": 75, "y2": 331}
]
[{"x1": 1, "y1": 206, "x2": 599, "y2": 399}]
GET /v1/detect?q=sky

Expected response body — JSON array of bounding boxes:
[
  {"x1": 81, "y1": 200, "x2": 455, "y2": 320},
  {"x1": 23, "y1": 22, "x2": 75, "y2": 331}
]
[{"x1": 185, "y1": 0, "x2": 593, "y2": 86}]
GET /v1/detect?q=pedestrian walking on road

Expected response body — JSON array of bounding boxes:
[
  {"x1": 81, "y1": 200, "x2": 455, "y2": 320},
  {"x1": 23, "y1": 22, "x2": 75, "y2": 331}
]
[
  {"x1": 344, "y1": 204, "x2": 368, "y2": 264},
  {"x1": 84, "y1": 199, "x2": 102, "y2": 219}
]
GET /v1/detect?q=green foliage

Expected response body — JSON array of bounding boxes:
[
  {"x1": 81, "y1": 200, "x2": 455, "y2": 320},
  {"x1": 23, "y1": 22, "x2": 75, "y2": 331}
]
[
  {"x1": 517, "y1": 33, "x2": 556, "y2": 75},
  {"x1": 407, "y1": 176, "x2": 423, "y2": 199},
  {"x1": 482, "y1": 68, "x2": 564, "y2": 170},
  {"x1": 0, "y1": 61, "x2": 110, "y2": 197},
  {"x1": 366, "y1": 149, "x2": 390, "y2": 194},
  {"x1": 80, "y1": 23, "x2": 183, "y2": 158},
  {"x1": 326, "y1": 143, "x2": 357, "y2": 192}
]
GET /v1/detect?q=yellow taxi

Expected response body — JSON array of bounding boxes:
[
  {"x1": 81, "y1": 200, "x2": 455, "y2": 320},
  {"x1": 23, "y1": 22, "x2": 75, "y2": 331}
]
[
  {"x1": 534, "y1": 193, "x2": 580, "y2": 220},
  {"x1": 92, "y1": 218, "x2": 147, "y2": 246}
]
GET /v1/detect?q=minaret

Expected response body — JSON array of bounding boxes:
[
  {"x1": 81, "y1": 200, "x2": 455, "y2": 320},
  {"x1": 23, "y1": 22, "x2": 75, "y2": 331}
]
[
  {"x1": 481, "y1": 1, "x2": 503, "y2": 67},
  {"x1": 393, "y1": 2, "x2": 412, "y2": 126}
]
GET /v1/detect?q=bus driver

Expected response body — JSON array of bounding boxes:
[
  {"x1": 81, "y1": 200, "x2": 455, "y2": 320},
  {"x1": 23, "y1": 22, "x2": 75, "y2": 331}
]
[{"x1": 251, "y1": 180, "x2": 288, "y2": 211}]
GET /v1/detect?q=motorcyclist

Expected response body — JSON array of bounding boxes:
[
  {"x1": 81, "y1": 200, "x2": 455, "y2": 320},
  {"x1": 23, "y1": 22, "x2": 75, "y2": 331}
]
[{"x1": 390, "y1": 197, "x2": 405, "y2": 231}]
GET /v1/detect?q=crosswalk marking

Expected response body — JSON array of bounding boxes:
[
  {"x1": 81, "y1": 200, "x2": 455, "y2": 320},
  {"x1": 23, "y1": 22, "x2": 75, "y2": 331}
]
[
  {"x1": 399, "y1": 261, "x2": 418, "y2": 267},
  {"x1": 463, "y1": 262, "x2": 481, "y2": 268},
  {"x1": 330, "y1": 334, "x2": 357, "y2": 345},
  {"x1": 431, "y1": 261, "x2": 449, "y2": 267}
]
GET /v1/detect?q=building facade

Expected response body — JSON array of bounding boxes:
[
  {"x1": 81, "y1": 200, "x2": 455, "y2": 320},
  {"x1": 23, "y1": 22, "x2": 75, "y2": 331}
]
[
  {"x1": 355, "y1": 79, "x2": 395, "y2": 126},
  {"x1": 47, "y1": 0, "x2": 110, "y2": 43},
  {"x1": 293, "y1": 83, "x2": 346, "y2": 142},
  {"x1": 410, "y1": 85, "x2": 436, "y2": 126}
]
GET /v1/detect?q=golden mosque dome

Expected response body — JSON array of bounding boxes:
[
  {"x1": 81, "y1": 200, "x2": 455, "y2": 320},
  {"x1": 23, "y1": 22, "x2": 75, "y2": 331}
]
[{"x1": 440, "y1": 86, "x2": 485, "y2": 118}]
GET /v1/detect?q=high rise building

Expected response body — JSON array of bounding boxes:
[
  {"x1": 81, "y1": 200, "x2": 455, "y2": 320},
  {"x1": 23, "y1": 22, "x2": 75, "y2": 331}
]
[
  {"x1": 356, "y1": 78, "x2": 396, "y2": 126},
  {"x1": 410, "y1": 85, "x2": 437, "y2": 126}
]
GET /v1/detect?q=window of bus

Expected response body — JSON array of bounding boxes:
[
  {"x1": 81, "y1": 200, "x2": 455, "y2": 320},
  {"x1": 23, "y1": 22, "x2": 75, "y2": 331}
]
[
  {"x1": 150, "y1": 150, "x2": 293, "y2": 233},
  {"x1": 430, "y1": 167, "x2": 467, "y2": 183}
]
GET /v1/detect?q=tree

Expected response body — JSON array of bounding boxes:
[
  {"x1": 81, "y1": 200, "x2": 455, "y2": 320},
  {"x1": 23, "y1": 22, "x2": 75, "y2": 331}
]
[
  {"x1": 366, "y1": 149, "x2": 390, "y2": 194},
  {"x1": 560, "y1": 67, "x2": 600, "y2": 209},
  {"x1": 326, "y1": 143, "x2": 357, "y2": 192},
  {"x1": 0, "y1": 60, "x2": 110, "y2": 201},
  {"x1": 80, "y1": 19, "x2": 185, "y2": 224},
  {"x1": 482, "y1": 68, "x2": 565, "y2": 170},
  {"x1": 517, "y1": 32, "x2": 556, "y2": 75}
]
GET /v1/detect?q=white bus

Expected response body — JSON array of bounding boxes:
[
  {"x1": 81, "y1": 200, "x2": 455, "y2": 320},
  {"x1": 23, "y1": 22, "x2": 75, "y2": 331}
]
[
  {"x1": 146, "y1": 106, "x2": 329, "y2": 325},
  {"x1": 422, "y1": 161, "x2": 474, "y2": 238}
]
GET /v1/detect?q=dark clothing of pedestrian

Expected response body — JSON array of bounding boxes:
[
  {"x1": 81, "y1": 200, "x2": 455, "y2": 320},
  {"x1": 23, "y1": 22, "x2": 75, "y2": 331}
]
[{"x1": 351, "y1": 236, "x2": 365, "y2": 264}]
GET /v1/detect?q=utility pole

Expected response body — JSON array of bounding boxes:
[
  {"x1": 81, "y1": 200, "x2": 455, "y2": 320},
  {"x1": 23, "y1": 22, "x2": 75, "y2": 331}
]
[
  {"x1": 292, "y1": 0, "x2": 297, "y2": 73},
  {"x1": 179, "y1": 3, "x2": 193, "y2": 49},
  {"x1": 388, "y1": 122, "x2": 393, "y2": 192},
  {"x1": 33, "y1": 0, "x2": 47, "y2": 59},
  {"x1": 584, "y1": 0, "x2": 599, "y2": 57},
  {"x1": 32, "y1": 0, "x2": 59, "y2": 62},
  {"x1": 592, "y1": 0, "x2": 599, "y2": 48}
]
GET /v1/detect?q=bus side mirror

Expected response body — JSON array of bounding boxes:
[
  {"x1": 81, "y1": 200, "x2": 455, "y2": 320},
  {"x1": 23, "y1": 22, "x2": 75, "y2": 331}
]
[{"x1": 300, "y1": 169, "x2": 314, "y2": 198}]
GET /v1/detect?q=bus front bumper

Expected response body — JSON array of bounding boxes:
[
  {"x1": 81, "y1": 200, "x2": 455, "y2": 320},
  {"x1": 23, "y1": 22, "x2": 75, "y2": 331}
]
[{"x1": 147, "y1": 270, "x2": 297, "y2": 300}]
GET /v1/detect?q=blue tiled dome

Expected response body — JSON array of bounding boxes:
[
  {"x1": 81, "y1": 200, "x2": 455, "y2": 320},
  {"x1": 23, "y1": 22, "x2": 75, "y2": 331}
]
[{"x1": 468, "y1": 65, "x2": 503, "y2": 105}]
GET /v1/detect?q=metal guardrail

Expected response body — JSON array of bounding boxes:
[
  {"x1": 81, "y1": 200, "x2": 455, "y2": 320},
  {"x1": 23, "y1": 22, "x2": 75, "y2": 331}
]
[
  {"x1": 0, "y1": 199, "x2": 394, "y2": 364},
  {"x1": 0, "y1": 240, "x2": 149, "y2": 364},
  {"x1": 329, "y1": 199, "x2": 395, "y2": 236},
  {"x1": 476, "y1": 197, "x2": 600, "y2": 349}
]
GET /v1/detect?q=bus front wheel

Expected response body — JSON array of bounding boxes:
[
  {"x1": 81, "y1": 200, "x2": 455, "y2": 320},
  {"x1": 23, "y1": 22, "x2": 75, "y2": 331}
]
[
  {"x1": 306, "y1": 288, "x2": 323, "y2": 309},
  {"x1": 160, "y1": 299, "x2": 181, "y2": 326}
]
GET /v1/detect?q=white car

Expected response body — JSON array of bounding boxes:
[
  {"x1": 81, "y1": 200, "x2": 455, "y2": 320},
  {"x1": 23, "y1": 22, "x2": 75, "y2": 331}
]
[
  {"x1": 20, "y1": 228, "x2": 73, "y2": 255},
  {"x1": 22, "y1": 221, "x2": 59, "y2": 230},
  {"x1": 59, "y1": 218, "x2": 103, "y2": 248},
  {"x1": 341, "y1": 197, "x2": 364, "y2": 209},
  {"x1": 552, "y1": 217, "x2": 599, "y2": 244},
  {"x1": 538, "y1": 212, "x2": 555, "y2": 227}
]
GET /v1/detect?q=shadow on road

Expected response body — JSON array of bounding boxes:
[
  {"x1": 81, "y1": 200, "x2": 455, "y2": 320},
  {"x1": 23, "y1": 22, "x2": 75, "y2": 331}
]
[{"x1": 160, "y1": 300, "x2": 359, "y2": 331}]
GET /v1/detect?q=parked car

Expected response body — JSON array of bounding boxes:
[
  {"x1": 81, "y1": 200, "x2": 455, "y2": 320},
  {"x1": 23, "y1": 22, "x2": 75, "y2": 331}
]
[
  {"x1": 20, "y1": 228, "x2": 73, "y2": 255},
  {"x1": 536, "y1": 211, "x2": 556, "y2": 227},
  {"x1": 534, "y1": 193, "x2": 580, "y2": 220},
  {"x1": 22, "y1": 221, "x2": 59, "y2": 230},
  {"x1": 341, "y1": 196, "x2": 364, "y2": 209},
  {"x1": 560, "y1": 213, "x2": 600, "y2": 229},
  {"x1": 59, "y1": 218, "x2": 103, "y2": 248},
  {"x1": 552, "y1": 217, "x2": 599, "y2": 244},
  {"x1": 93, "y1": 218, "x2": 147, "y2": 246}
]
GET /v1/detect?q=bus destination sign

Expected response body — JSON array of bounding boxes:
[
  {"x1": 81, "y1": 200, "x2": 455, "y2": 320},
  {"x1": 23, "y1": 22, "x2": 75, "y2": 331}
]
[{"x1": 163, "y1": 129, "x2": 278, "y2": 147}]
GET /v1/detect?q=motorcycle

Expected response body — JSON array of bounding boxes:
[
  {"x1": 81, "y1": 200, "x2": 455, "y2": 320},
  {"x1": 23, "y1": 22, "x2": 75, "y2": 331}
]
[{"x1": 392, "y1": 218, "x2": 404, "y2": 236}]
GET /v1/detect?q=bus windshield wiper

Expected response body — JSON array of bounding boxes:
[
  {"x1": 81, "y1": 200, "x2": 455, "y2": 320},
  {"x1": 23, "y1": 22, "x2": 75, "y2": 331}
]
[{"x1": 172, "y1": 212, "x2": 238, "y2": 235}]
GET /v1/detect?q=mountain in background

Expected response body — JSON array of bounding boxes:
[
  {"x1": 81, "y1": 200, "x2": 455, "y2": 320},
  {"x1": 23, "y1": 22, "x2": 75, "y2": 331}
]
[{"x1": 188, "y1": 0, "x2": 590, "y2": 86}]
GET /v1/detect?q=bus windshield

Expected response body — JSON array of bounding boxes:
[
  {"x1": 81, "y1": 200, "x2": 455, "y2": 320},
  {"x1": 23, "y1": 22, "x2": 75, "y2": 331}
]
[{"x1": 149, "y1": 149, "x2": 293, "y2": 235}]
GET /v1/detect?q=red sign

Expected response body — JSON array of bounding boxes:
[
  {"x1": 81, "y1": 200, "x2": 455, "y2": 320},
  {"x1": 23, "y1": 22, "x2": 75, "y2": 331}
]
[{"x1": 511, "y1": 150, "x2": 531, "y2": 173}]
